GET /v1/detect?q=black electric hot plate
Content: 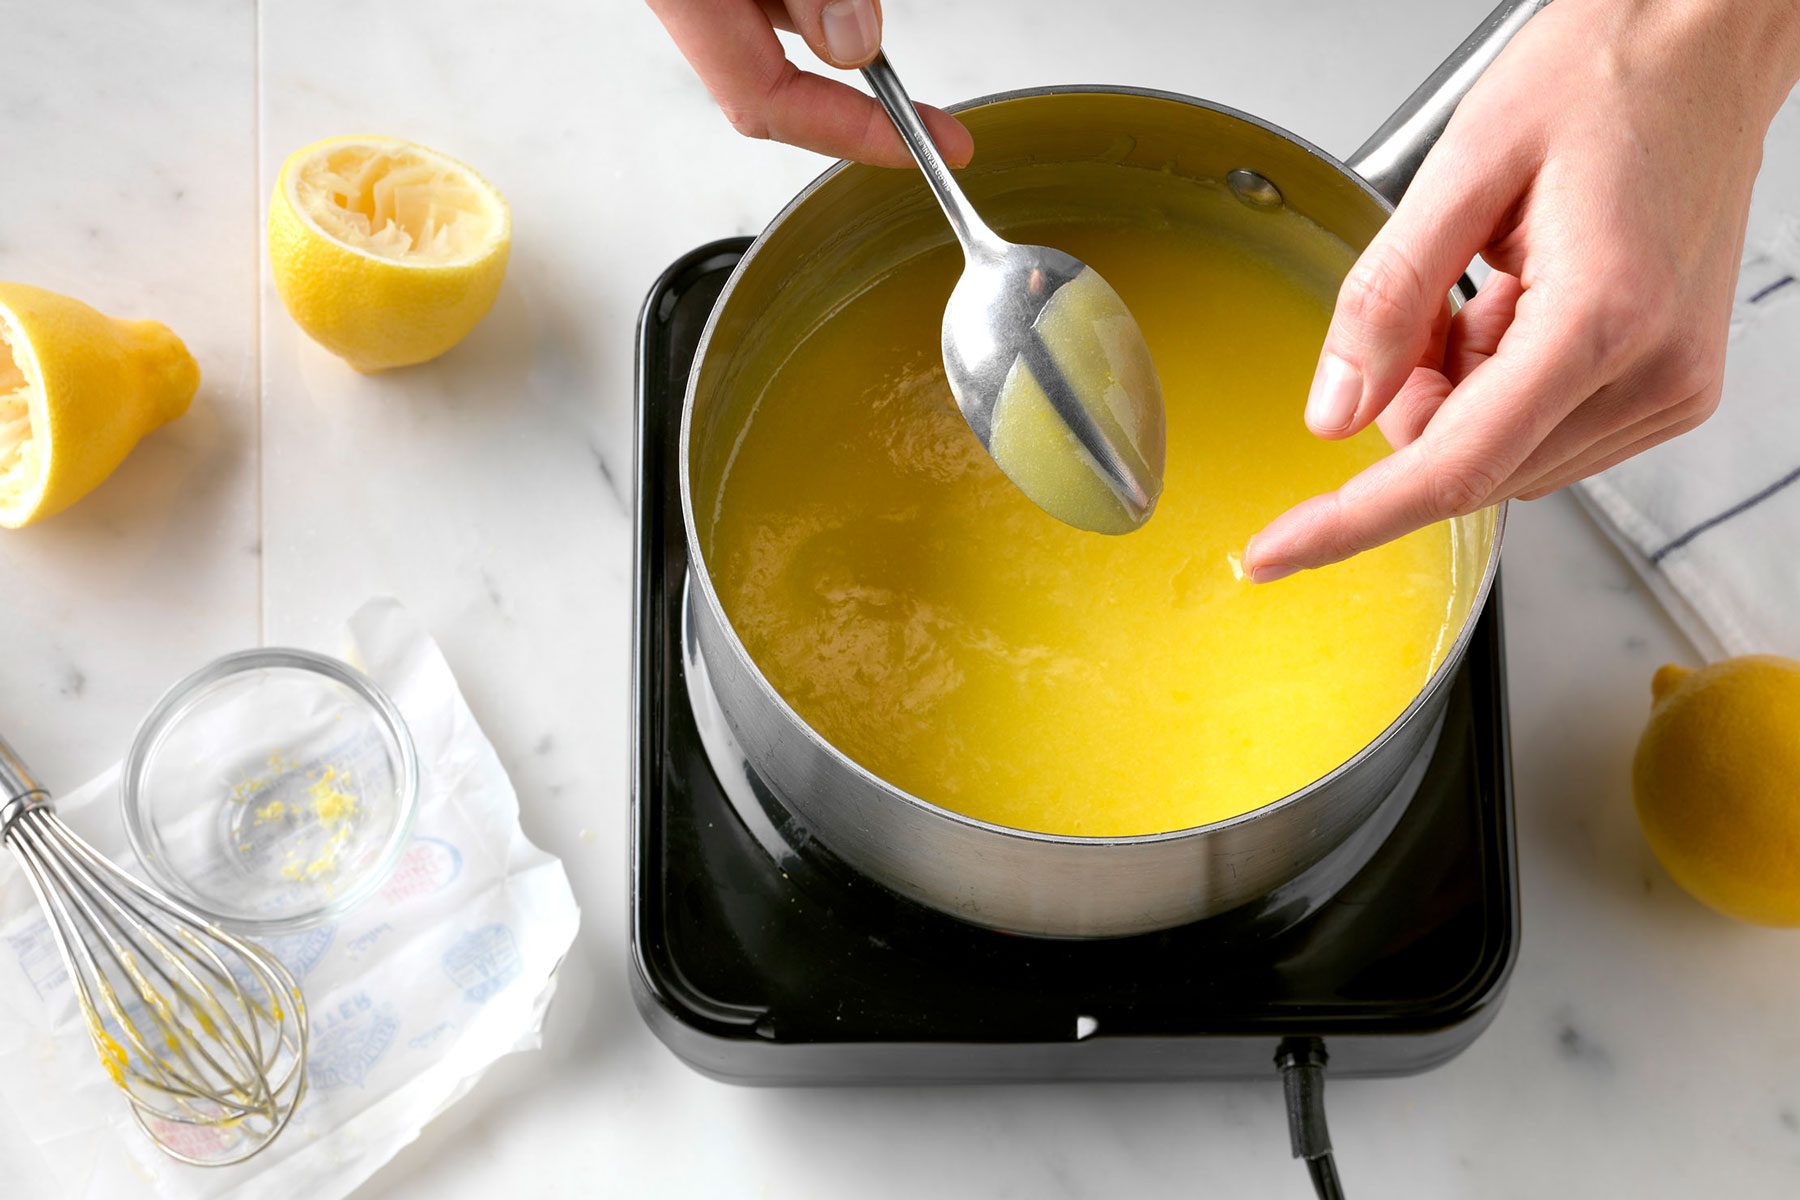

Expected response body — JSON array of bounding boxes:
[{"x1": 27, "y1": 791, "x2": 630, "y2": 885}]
[{"x1": 630, "y1": 239, "x2": 1519, "y2": 1084}]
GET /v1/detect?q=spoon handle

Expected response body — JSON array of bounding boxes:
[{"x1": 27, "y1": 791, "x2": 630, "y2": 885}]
[{"x1": 862, "y1": 53, "x2": 998, "y2": 257}]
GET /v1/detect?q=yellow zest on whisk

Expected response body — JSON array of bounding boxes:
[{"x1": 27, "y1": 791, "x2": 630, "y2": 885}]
[
  {"x1": 81, "y1": 996, "x2": 129, "y2": 1087},
  {"x1": 1, "y1": 736, "x2": 309, "y2": 1164}
]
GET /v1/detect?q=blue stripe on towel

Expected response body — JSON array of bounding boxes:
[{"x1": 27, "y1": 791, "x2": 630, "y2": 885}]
[
  {"x1": 1749, "y1": 275, "x2": 1795, "y2": 305},
  {"x1": 1649, "y1": 464, "x2": 1800, "y2": 563}
]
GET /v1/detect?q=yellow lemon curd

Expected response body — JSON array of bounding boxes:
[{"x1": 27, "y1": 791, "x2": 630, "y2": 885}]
[{"x1": 709, "y1": 213, "x2": 1461, "y2": 837}]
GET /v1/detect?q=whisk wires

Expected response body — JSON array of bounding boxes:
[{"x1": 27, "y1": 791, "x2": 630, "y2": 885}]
[{"x1": 4, "y1": 803, "x2": 309, "y2": 1166}]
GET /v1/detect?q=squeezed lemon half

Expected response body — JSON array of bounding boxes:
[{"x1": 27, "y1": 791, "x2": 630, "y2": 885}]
[
  {"x1": 268, "y1": 135, "x2": 511, "y2": 372},
  {"x1": 0, "y1": 283, "x2": 197, "y2": 529}
]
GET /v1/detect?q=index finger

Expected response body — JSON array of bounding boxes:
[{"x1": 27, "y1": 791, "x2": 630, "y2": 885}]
[
  {"x1": 1243, "y1": 293, "x2": 1599, "y2": 579},
  {"x1": 648, "y1": 0, "x2": 972, "y2": 168}
]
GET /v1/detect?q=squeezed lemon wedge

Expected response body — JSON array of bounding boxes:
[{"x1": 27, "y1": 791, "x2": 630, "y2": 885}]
[
  {"x1": 0, "y1": 283, "x2": 198, "y2": 529},
  {"x1": 268, "y1": 135, "x2": 510, "y2": 372}
]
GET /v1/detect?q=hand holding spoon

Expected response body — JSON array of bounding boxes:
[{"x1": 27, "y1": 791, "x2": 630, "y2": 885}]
[{"x1": 861, "y1": 53, "x2": 1167, "y2": 534}]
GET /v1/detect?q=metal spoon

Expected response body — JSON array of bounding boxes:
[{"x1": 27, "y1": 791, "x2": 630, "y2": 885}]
[{"x1": 861, "y1": 53, "x2": 1166, "y2": 534}]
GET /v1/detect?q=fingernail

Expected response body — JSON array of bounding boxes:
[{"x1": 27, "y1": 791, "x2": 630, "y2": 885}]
[
  {"x1": 822, "y1": 0, "x2": 880, "y2": 66},
  {"x1": 1305, "y1": 354, "x2": 1361, "y2": 434},
  {"x1": 1248, "y1": 562, "x2": 1299, "y2": 585}
]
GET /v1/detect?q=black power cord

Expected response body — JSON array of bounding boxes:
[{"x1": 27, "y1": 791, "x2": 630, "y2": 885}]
[{"x1": 1277, "y1": 1037, "x2": 1347, "y2": 1200}]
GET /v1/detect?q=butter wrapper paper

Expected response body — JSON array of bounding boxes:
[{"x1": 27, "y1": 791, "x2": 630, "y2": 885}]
[{"x1": 0, "y1": 598, "x2": 581, "y2": 1198}]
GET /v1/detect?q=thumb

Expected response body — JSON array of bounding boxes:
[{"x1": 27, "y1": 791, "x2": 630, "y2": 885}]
[
  {"x1": 1306, "y1": 149, "x2": 1510, "y2": 441},
  {"x1": 782, "y1": 0, "x2": 884, "y2": 69}
]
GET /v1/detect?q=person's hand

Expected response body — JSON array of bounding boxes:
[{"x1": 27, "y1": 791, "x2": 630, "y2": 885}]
[
  {"x1": 1243, "y1": 0, "x2": 1800, "y2": 584},
  {"x1": 647, "y1": 0, "x2": 973, "y2": 168}
]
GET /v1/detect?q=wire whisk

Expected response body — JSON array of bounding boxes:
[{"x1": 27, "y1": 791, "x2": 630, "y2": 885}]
[{"x1": 1, "y1": 732, "x2": 308, "y2": 1167}]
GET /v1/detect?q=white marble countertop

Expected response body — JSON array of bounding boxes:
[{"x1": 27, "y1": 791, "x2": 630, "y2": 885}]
[{"x1": 4, "y1": 1, "x2": 1798, "y2": 1196}]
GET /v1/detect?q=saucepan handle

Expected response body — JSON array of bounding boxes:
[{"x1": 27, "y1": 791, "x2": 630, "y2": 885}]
[{"x1": 1348, "y1": 0, "x2": 1554, "y2": 205}]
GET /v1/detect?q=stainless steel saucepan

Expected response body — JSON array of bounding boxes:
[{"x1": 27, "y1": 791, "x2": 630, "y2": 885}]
[{"x1": 677, "y1": 1, "x2": 1545, "y2": 938}]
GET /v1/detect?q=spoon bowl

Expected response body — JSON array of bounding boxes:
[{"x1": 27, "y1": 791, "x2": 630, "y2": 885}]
[{"x1": 864, "y1": 54, "x2": 1166, "y2": 533}]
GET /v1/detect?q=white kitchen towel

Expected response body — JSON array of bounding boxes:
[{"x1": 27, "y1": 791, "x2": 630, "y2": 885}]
[{"x1": 1574, "y1": 216, "x2": 1800, "y2": 662}]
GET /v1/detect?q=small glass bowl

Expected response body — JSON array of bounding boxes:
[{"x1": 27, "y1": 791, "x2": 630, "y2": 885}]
[{"x1": 121, "y1": 648, "x2": 419, "y2": 935}]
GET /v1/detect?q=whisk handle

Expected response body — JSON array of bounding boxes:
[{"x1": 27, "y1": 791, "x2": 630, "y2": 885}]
[{"x1": 0, "y1": 731, "x2": 49, "y2": 834}]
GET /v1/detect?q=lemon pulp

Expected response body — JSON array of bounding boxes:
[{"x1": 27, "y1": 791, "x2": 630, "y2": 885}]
[
  {"x1": 288, "y1": 140, "x2": 504, "y2": 264},
  {"x1": 710, "y1": 214, "x2": 1460, "y2": 837},
  {"x1": 0, "y1": 326, "x2": 40, "y2": 509}
]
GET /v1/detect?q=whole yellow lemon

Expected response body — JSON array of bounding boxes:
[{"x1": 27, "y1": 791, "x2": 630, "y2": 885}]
[{"x1": 1633, "y1": 655, "x2": 1800, "y2": 926}]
